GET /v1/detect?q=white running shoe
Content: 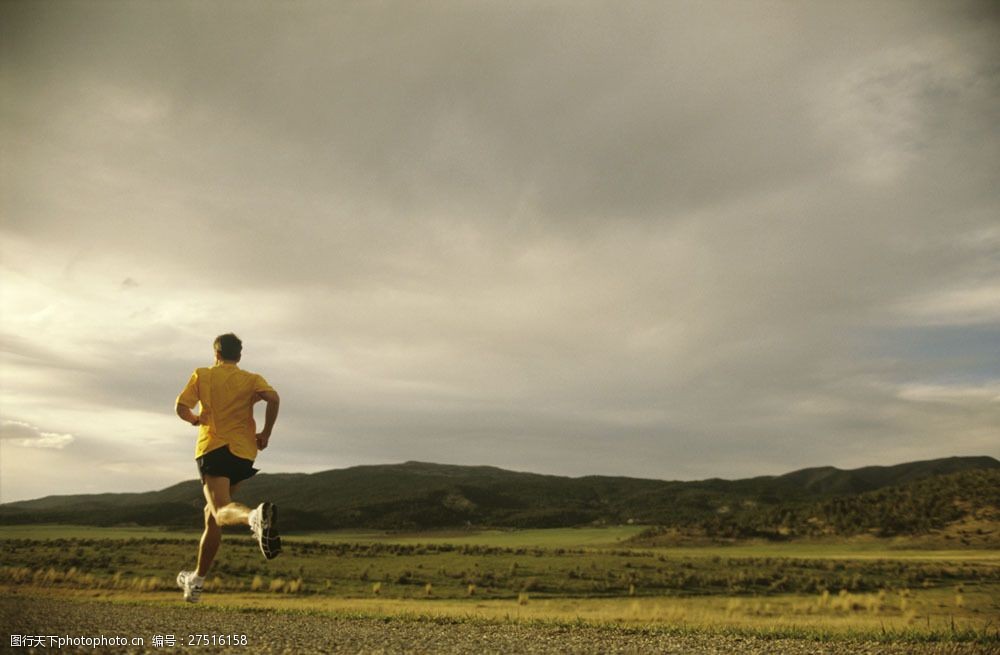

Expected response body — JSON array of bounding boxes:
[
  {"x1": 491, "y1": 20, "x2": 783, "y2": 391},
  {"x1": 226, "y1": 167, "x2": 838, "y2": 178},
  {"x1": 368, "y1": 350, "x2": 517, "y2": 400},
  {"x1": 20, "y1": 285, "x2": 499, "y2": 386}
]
[
  {"x1": 250, "y1": 501, "x2": 281, "y2": 560},
  {"x1": 176, "y1": 570, "x2": 203, "y2": 603}
]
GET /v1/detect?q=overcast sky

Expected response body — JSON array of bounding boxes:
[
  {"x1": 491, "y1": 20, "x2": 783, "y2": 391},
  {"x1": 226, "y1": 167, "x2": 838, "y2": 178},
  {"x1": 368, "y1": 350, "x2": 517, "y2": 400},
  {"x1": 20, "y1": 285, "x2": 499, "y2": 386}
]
[{"x1": 1, "y1": 1, "x2": 998, "y2": 503}]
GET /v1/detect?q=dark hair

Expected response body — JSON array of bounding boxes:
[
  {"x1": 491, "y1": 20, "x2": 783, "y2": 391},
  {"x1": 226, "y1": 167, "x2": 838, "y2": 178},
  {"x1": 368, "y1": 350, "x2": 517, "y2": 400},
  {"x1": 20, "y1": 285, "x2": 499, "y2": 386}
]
[{"x1": 214, "y1": 333, "x2": 243, "y2": 361}]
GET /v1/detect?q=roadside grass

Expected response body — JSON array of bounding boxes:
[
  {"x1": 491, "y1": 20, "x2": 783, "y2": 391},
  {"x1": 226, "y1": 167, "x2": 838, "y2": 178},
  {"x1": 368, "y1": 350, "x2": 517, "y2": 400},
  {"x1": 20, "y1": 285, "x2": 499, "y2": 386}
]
[
  {"x1": 2, "y1": 527, "x2": 998, "y2": 644},
  {"x1": 8, "y1": 586, "x2": 998, "y2": 645},
  {"x1": 207, "y1": 589, "x2": 1000, "y2": 640},
  {"x1": 4, "y1": 535, "x2": 1000, "y2": 600}
]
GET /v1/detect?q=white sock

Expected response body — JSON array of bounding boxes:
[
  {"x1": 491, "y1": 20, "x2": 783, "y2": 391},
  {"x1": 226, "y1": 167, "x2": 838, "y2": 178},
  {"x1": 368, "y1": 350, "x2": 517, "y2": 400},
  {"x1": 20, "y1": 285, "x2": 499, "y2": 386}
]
[
  {"x1": 192, "y1": 574, "x2": 205, "y2": 585},
  {"x1": 248, "y1": 507, "x2": 258, "y2": 527}
]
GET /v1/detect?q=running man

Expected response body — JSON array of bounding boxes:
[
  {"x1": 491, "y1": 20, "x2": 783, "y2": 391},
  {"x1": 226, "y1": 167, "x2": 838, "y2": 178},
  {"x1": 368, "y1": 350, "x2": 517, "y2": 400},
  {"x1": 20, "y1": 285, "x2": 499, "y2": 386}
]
[{"x1": 174, "y1": 333, "x2": 282, "y2": 603}]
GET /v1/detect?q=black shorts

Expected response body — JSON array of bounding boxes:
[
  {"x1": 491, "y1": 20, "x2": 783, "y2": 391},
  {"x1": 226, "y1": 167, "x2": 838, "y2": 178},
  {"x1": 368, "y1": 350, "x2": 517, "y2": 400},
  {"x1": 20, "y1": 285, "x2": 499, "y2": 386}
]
[{"x1": 196, "y1": 446, "x2": 258, "y2": 485}]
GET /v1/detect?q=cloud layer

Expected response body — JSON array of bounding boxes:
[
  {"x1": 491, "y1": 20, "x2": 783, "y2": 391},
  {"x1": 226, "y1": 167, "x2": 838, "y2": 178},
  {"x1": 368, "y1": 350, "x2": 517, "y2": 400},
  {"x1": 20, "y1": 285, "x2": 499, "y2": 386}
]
[
  {"x1": 0, "y1": 420, "x2": 74, "y2": 449},
  {"x1": 1, "y1": 1, "x2": 998, "y2": 501}
]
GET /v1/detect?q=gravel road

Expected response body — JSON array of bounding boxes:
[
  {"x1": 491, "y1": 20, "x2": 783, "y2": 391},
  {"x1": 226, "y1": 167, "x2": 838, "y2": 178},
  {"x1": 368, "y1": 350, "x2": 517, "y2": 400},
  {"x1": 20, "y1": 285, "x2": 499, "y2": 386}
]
[{"x1": 2, "y1": 595, "x2": 996, "y2": 655}]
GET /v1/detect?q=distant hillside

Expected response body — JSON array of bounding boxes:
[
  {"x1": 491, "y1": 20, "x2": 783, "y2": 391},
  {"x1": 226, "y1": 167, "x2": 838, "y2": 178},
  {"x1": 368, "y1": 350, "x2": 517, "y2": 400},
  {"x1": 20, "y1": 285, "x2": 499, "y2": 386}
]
[
  {"x1": 1, "y1": 456, "x2": 997, "y2": 540},
  {"x1": 765, "y1": 456, "x2": 1000, "y2": 495},
  {"x1": 634, "y1": 467, "x2": 1000, "y2": 546}
]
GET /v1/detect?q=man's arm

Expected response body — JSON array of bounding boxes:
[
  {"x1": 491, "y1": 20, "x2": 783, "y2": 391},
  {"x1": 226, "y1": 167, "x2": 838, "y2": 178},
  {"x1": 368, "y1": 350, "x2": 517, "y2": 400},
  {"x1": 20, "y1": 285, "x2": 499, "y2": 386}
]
[
  {"x1": 176, "y1": 402, "x2": 200, "y2": 426},
  {"x1": 255, "y1": 390, "x2": 280, "y2": 450}
]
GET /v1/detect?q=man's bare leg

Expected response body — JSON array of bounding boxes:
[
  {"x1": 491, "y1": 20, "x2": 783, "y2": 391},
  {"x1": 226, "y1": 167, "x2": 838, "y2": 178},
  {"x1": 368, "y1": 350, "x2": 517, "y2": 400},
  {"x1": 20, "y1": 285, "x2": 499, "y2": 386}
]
[
  {"x1": 196, "y1": 477, "x2": 245, "y2": 577},
  {"x1": 196, "y1": 506, "x2": 221, "y2": 578}
]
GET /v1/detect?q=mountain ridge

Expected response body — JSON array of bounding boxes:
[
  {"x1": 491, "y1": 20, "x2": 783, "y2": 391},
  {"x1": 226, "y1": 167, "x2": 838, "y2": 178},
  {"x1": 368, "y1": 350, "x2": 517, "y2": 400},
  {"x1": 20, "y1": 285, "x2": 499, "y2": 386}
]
[{"x1": 1, "y1": 455, "x2": 997, "y2": 538}]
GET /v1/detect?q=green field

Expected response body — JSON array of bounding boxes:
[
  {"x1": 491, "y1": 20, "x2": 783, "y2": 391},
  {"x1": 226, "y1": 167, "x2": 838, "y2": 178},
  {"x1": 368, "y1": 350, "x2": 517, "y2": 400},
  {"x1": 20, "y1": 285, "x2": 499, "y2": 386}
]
[
  {"x1": 0, "y1": 524, "x2": 647, "y2": 547},
  {"x1": 0, "y1": 524, "x2": 199, "y2": 541},
  {"x1": 289, "y1": 526, "x2": 648, "y2": 548},
  {"x1": 2, "y1": 525, "x2": 998, "y2": 643}
]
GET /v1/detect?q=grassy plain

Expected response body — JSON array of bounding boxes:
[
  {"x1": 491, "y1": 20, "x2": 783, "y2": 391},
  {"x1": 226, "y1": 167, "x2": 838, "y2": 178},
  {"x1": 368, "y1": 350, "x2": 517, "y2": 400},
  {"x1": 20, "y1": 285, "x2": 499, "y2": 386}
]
[
  {"x1": 0, "y1": 524, "x2": 646, "y2": 547},
  {"x1": 1, "y1": 525, "x2": 998, "y2": 644}
]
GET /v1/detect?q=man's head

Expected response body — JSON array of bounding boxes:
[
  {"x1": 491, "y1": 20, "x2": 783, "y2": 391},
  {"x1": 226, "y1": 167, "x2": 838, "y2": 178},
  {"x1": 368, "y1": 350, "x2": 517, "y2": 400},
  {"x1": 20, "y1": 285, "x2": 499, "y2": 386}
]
[{"x1": 214, "y1": 333, "x2": 242, "y2": 362}]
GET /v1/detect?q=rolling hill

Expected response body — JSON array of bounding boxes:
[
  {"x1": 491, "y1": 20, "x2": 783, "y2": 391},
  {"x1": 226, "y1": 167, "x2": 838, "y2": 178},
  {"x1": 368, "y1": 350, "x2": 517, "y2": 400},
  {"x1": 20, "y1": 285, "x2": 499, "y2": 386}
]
[{"x1": 1, "y1": 456, "x2": 997, "y2": 540}]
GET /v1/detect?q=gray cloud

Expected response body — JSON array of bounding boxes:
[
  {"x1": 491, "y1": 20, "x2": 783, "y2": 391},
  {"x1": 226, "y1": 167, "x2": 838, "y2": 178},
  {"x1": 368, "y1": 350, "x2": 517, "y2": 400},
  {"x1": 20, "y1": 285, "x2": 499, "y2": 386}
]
[
  {"x1": 1, "y1": 1, "x2": 998, "y2": 500},
  {"x1": 0, "y1": 420, "x2": 74, "y2": 449}
]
